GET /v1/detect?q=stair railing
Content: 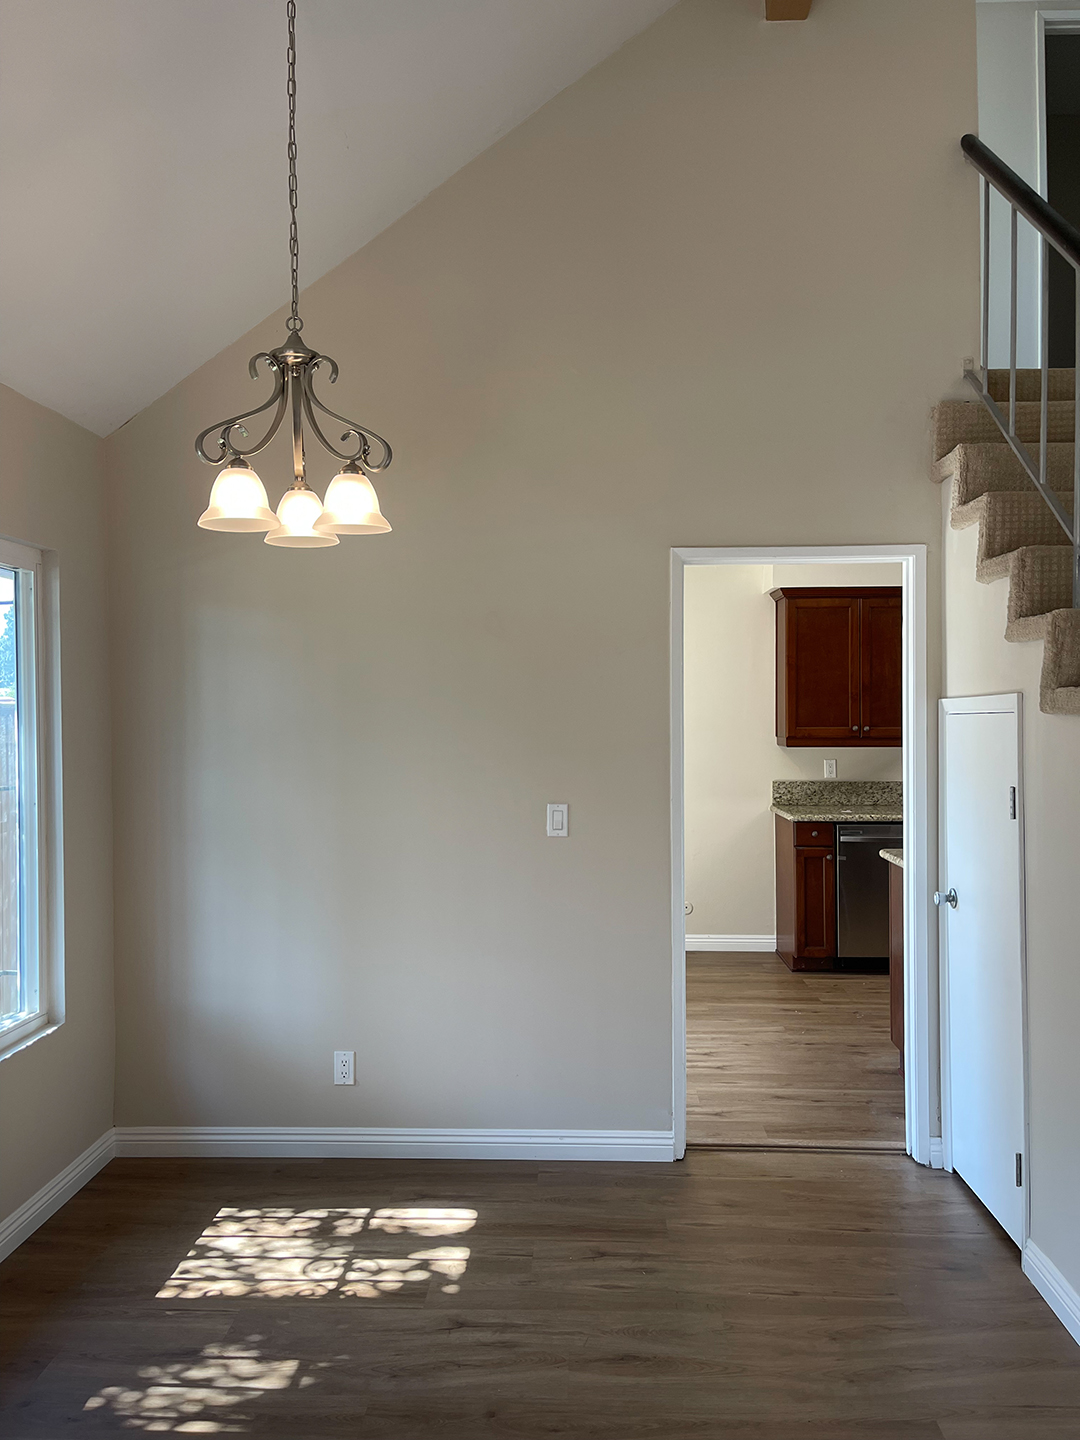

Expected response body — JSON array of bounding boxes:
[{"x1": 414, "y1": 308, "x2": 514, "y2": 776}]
[{"x1": 961, "y1": 132, "x2": 1080, "y2": 607}]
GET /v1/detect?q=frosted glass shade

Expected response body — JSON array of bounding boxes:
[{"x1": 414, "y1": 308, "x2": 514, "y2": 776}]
[
  {"x1": 314, "y1": 469, "x2": 391, "y2": 535},
  {"x1": 264, "y1": 484, "x2": 339, "y2": 547},
  {"x1": 197, "y1": 460, "x2": 277, "y2": 531}
]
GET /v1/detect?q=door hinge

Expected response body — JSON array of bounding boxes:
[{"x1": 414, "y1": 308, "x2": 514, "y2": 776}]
[
  {"x1": 1016, "y1": 1152, "x2": 1023, "y2": 1188},
  {"x1": 1009, "y1": 786, "x2": 1017, "y2": 820}
]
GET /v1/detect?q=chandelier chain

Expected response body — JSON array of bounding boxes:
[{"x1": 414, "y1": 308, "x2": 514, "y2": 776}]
[{"x1": 286, "y1": 0, "x2": 302, "y2": 333}]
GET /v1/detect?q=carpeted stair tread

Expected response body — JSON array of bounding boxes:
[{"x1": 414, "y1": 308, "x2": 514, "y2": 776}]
[
  {"x1": 957, "y1": 492, "x2": 1073, "y2": 579},
  {"x1": 1001, "y1": 547, "x2": 1073, "y2": 640},
  {"x1": 938, "y1": 383, "x2": 1079, "y2": 714},
  {"x1": 1041, "y1": 610, "x2": 1080, "y2": 715},
  {"x1": 935, "y1": 442, "x2": 1075, "y2": 504},
  {"x1": 986, "y1": 368, "x2": 1076, "y2": 403},
  {"x1": 931, "y1": 399, "x2": 1075, "y2": 461}
]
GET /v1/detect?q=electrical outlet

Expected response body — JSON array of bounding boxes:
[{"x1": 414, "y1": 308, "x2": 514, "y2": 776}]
[
  {"x1": 824, "y1": 759, "x2": 837, "y2": 779},
  {"x1": 334, "y1": 1050, "x2": 355, "y2": 1086}
]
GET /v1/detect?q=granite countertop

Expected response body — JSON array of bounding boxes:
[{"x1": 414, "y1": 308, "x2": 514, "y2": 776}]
[
  {"x1": 880, "y1": 847, "x2": 904, "y2": 868},
  {"x1": 771, "y1": 803, "x2": 904, "y2": 822},
  {"x1": 770, "y1": 779, "x2": 903, "y2": 825}
]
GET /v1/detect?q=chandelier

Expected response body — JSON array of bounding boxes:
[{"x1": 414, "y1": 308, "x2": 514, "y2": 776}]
[{"x1": 194, "y1": 0, "x2": 392, "y2": 548}]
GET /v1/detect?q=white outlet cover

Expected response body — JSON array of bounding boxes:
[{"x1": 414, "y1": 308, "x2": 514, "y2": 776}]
[{"x1": 334, "y1": 1050, "x2": 355, "y2": 1085}]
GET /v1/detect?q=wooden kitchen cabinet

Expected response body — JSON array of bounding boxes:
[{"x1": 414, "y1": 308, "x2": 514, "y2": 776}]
[
  {"x1": 775, "y1": 814, "x2": 836, "y2": 971},
  {"x1": 771, "y1": 587, "x2": 901, "y2": 746}
]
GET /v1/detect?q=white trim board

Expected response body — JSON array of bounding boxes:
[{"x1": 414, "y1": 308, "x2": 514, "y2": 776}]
[
  {"x1": 0, "y1": 1129, "x2": 115, "y2": 1263},
  {"x1": 671, "y1": 545, "x2": 932, "y2": 1166},
  {"x1": 1024, "y1": 1240, "x2": 1080, "y2": 1348},
  {"x1": 114, "y1": 1128, "x2": 676, "y2": 1162},
  {"x1": 685, "y1": 935, "x2": 776, "y2": 952}
]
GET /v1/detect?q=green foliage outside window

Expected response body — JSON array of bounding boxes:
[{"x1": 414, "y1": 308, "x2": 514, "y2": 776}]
[{"x1": 0, "y1": 607, "x2": 14, "y2": 698}]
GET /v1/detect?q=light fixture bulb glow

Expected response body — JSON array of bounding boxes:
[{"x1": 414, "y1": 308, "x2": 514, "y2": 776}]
[
  {"x1": 264, "y1": 484, "x2": 339, "y2": 547},
  {"x1": 314, "y1": 468, "x2": 392, "y2": 535},
  {"x1": 197, "y1": 461, "x2": 277, "y2": 532}
]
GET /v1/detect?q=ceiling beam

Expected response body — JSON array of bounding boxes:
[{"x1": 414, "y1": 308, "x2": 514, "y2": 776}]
[{"x1": 765, "y1": 0, "x2": 812, "y2": 19}]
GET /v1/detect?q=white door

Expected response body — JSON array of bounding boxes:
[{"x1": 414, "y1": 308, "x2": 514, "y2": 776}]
[{"x1": 941, "y1": 695, "x2": 1026, "y2": 1246}]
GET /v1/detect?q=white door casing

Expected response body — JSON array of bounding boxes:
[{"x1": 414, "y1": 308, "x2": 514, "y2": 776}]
[
  {"x1": 940, "y1": 693, "x2": 1027, "y2": 1246},
  {"x1": 671, "y1": 545, "x2": 932, "y2": 1164}
]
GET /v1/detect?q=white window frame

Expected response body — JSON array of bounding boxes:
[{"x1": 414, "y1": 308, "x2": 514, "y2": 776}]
[{"x1": 0, "y1": 536, "x2": 63, "y2": 1060}]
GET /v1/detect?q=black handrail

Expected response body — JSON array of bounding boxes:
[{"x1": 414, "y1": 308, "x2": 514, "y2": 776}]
[{"x1": 961, "y1": 133, "x2": 1080, "y2": 272}]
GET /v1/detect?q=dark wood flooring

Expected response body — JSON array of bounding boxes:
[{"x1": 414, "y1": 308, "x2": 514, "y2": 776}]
[
  {"x1": 687, "y1": 951, "x2": 906, "y2": 1148},
  {"x1": 3, "y1": 1152, "x2": 1080, "y2": 1436}
]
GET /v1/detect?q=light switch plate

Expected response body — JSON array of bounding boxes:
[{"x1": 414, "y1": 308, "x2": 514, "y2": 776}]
[{"x1": 547, "y1": 803, "x2": 568, "y2": 837}]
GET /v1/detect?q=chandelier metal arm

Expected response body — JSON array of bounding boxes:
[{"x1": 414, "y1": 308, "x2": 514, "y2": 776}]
[
  {"x1": 301, "y1": 358, "x2": 394, "y2": 472},
  {"x1": 194, "y1": 355, "x2": 288, "y2": 465},
  {"x1": 289, "y1": 366, "x2": 306, "y2": 482}
]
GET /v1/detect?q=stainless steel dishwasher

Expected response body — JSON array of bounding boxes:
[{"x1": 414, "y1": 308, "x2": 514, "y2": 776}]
[{"x1": 836, "y1": 823, "x2": 903, "y2": 961}]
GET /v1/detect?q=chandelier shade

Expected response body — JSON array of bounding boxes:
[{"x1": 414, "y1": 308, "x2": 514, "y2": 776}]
[
  {"x1": 265, "y1": 484, "x2": 339, "y2": 547},
  {"x1": 192, "y1": 0, "x2": 393, "y2": 550},
  {"x1": 315, "y1": 466, "x2": 392, "y2": 535},
  {"x1": 197, "y1": 460, "x2": 278, "y2": 532}
]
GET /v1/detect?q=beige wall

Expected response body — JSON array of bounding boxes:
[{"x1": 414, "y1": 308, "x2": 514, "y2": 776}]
[
  {"x1": 944, "y1": 500, "x2": 1080, "y2": 1311},
  {"x1": 0, "y1": 385, "x2": 113, "y2": 1220},
  {"x1": 685, "y1": 562, "x2": 902, "y2": 940},
  {"x1": 105, "y1": 0, "x2": 978, "y2": 1133}
]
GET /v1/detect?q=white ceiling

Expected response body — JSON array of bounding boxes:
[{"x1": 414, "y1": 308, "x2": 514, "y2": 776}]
[{"x1": 0, "y1": 0, "x2": 678, "y2": 436}]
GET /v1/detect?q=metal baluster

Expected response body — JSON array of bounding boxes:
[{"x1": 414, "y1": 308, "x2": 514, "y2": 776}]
[
  {"x1": 1009, "y1": 206, "x2": 1018, "y2": 433},
  {"x1": 982, "y1": 178, "x2": 991, "y2": 381},
  {"x1": 1041, "y1": 235, "x2": 1050, "y2": 499},
  {"x1": 1074, "y1": 282, "x2": 1080, "y2": 606}
]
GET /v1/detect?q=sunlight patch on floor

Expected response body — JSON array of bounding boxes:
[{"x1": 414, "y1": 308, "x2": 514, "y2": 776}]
[
  {"x1": 83, "y1": 1341, "x2": 303, "y2": 1432},
  {"x1": 155, "y1": 1206, "x2": 476, "y2": 1300}
]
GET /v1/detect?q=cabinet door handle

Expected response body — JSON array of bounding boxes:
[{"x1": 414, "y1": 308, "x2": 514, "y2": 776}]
[
  {"x1": 852, "y1": 725, "x2": 858, "y2": 732},
  {"x1": 863, "y1": 726, "x2": 870, "y2": 732},
  {"x1": 827, "y1": 854, "x2": 833, "y2": 861}
]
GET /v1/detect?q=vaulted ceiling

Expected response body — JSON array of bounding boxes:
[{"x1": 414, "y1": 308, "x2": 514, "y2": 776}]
[{"x1": 0, "y1": 0, "x2": 678, "y2": 436}]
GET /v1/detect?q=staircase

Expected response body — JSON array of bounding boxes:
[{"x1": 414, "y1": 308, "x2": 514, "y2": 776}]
[{"x1": 932, "y1": 368, "x2": 1080, "y2": 716}]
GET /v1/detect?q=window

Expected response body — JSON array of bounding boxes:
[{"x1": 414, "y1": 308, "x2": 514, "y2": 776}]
[{"x1": 0, "y1": 537, "x2": 56, "y2": 1055}]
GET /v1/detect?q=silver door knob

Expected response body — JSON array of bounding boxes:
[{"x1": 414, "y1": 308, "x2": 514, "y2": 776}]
[{"x1": 934, "y1": 889, "x2": 958, "y2": 909}]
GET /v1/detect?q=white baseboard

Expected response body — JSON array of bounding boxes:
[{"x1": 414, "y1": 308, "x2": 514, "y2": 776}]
[
  {"x1": 685, "y1": 935, "x2": 777, "y2": 952},
  {"x1": 114, "y1": 1127, "x2": 677, "y2": 1162},
  {"x1": 929, "y1": 1136, "x2": 945, "y2": 1169},
  {"x1": 1023, "y1": 1239, "x2": 1080, "y2": 1347},
  {"x1": 0, "y1": 1129, "x2": 115, "y2": 1263}
]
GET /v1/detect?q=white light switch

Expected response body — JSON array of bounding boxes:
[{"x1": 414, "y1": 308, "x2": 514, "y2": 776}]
[{"x1": 547, "y1": 803, "x2": 568, "y2": 837}]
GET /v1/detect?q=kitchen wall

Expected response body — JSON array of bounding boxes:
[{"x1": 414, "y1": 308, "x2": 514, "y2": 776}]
[
  {"x1": 104, "y1": 0, "x2": 977, "y2": 1136},
  {"x1": 0, "y1": 385, "x2": 113, "y2": 1222},
  {"x1": 684, "y1": 562, "x2": 903, "y2": 944},
  {"x1": 944, "y1": 498, "x2": 1080, "y2": 1334}
]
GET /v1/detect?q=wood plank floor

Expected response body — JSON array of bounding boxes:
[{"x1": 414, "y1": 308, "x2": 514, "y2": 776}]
[
  {"x1": 3, "y1": 1153, "x2": 1080, "y2": 1437},
  {"x1": 687, "y1": 951, "x2": 905, "y2": 1148}
]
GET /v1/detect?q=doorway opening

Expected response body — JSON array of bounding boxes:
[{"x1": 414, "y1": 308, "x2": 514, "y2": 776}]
[{"x1": 670, "y1": 546, "x2": 933, "y2": 1164}]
